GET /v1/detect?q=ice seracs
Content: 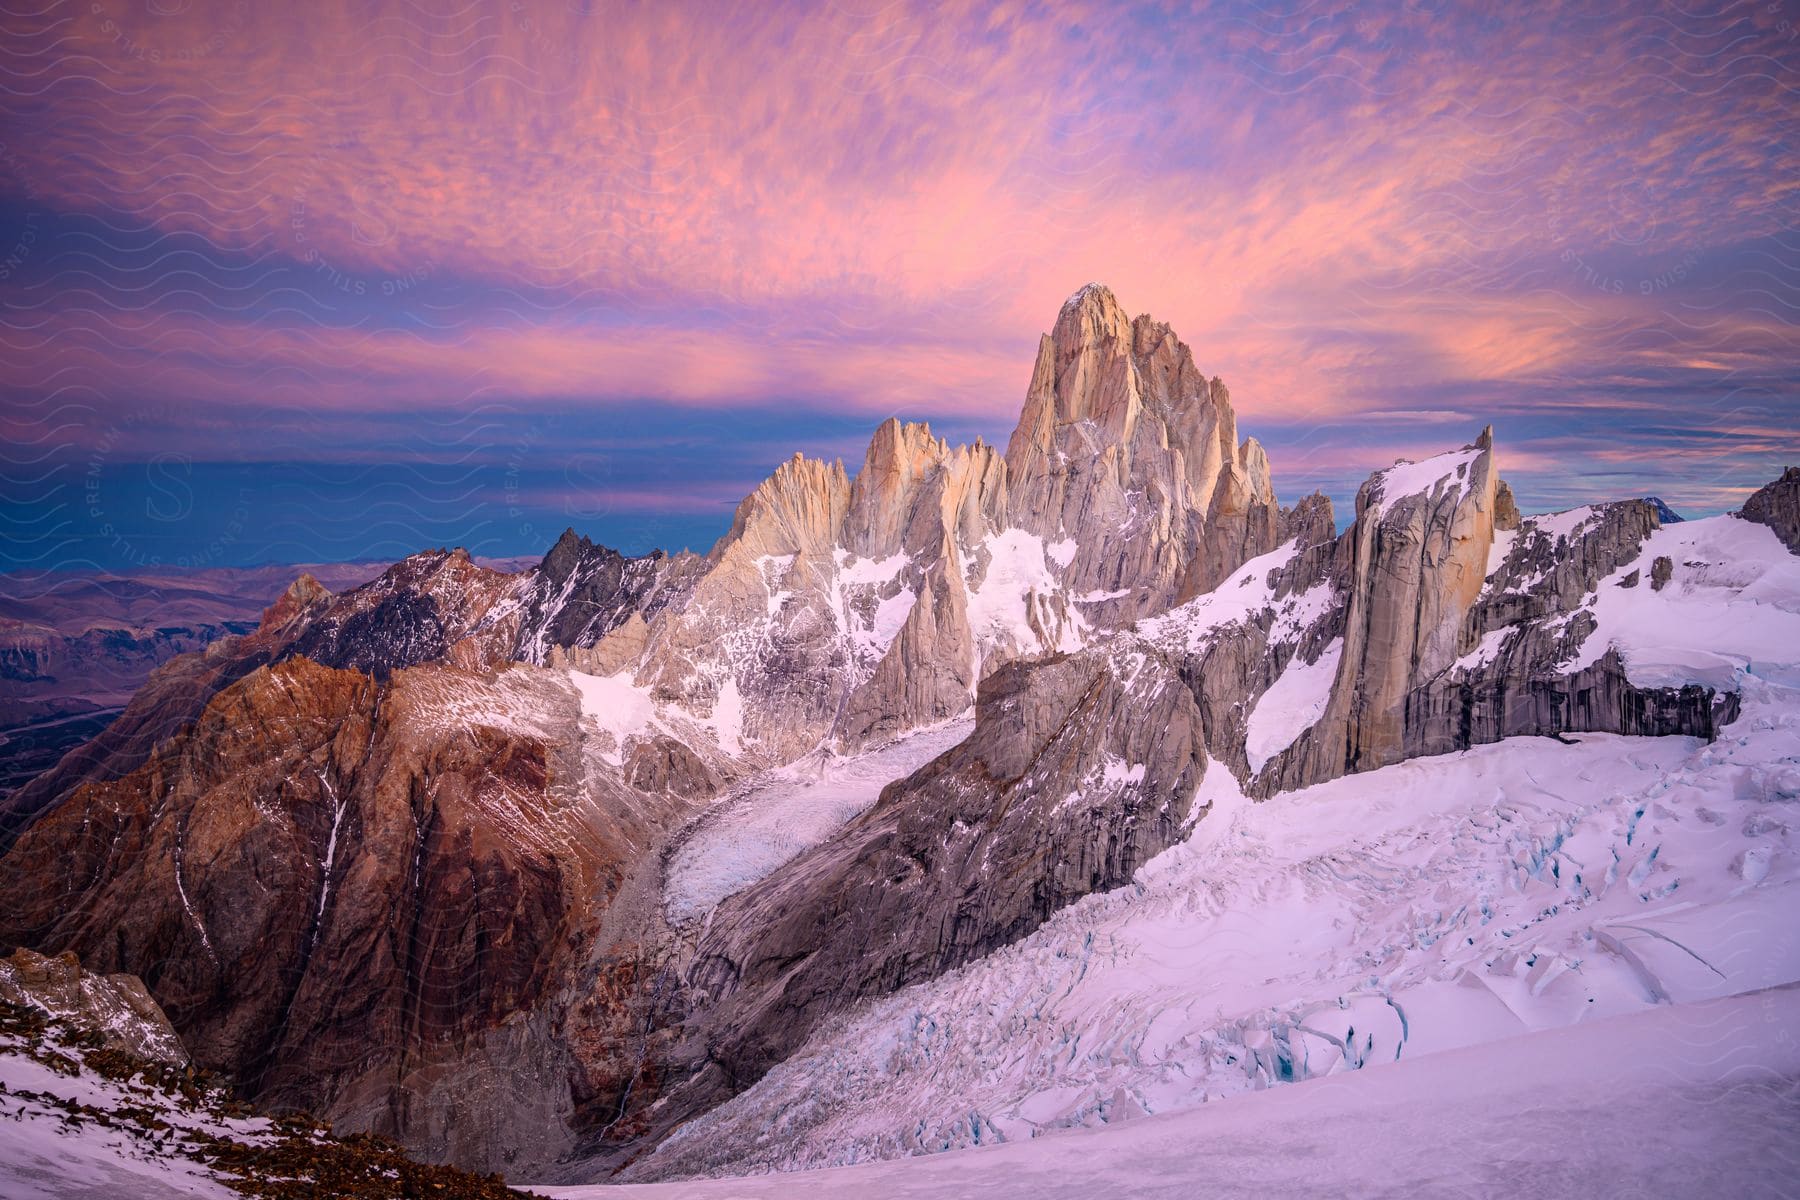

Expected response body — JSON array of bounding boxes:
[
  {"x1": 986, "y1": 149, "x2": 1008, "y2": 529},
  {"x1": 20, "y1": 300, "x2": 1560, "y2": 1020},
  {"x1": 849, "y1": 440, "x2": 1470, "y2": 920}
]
[{"x1": 626, "y1": 612, "x2": 1800, "y2": 1177}]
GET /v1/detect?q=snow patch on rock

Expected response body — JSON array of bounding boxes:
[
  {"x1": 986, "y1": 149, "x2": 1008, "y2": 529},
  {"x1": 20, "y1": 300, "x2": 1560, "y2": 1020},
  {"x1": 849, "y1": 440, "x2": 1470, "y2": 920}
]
[
  {"x1": 666, "y1": 718, "x2": 976, "y2": 922},
  {"x1": 1246, "y1": 637, "x2": 1342, "y2": 773},
  {"x1": 1371, "y1": 447, "x2": 1482, "y2": 518},
  {"x1": 569, "y1": 669, "x2": 660, "y2": 766},
  {"x1": 1562, "y1": 513, "x2": 1800, "y2": 689},
  {"x1": 966, "y1": 529, "x2": 1082, "y2": 659}
]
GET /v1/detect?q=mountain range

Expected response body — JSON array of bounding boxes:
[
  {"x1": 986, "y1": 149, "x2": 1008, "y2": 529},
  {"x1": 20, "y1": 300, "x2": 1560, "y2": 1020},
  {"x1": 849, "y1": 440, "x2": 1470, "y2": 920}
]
[{"x1": 1, "y1": 285, "x2": 1795, "y2": 1189}]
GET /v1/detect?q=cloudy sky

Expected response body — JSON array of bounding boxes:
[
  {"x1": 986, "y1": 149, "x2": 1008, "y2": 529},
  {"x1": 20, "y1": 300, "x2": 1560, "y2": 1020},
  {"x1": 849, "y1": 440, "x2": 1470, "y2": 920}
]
[{"x1": 1, "y1": 0, "x2": 1794, "y2": 570}]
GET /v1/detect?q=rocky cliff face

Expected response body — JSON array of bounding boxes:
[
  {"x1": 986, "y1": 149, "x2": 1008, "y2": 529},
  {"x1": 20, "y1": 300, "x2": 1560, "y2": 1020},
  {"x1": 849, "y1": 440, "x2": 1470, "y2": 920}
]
[
  {"x1": 1252, "y1": 458, "x2": 1735, "y2": 794},
  {"x1": 1005, "y1": 284, "x2": 1280, "y2": 619},
  {"x1": 628, "y1": 285, "x2": 1280, "y2": 765},
  {"x1": 683, "y1": 645, "x2": 1208, "y2": 1091},
  {"x1": 0, "y1": 551, "x2": 531, "y2": 851},
  {"x1": 1278, "y1": 431, "x2": 1500, "y2": 783},
  {"x1": 0, "y1": 573, "x2": 332, "y2": 849},
  {"x1": 1387, "y1": 499, "x2": 1739, "y2": 758},
  {"x1": 514, "y1": 532, "x2": 699, "y2": 666},
  {"x1": 626, "y1": 422, "x2": 1017, "y2": 764},
  {"x1": 0, "y1": 650, "x2": 711, "y2": 1172},
  {"x1": 1741, "y1": 466, "x2": 1800, "y2": 552}
]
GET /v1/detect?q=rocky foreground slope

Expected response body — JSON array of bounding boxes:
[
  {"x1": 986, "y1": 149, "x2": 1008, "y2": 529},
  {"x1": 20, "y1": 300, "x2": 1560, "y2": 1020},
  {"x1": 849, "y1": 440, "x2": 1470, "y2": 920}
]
[
  {"x1": 0, "y1": 948, "x2": 547, "y2": 1197},
  {"x1": 0, "y1": 284, "x2": 1793, "y2": 1184}
]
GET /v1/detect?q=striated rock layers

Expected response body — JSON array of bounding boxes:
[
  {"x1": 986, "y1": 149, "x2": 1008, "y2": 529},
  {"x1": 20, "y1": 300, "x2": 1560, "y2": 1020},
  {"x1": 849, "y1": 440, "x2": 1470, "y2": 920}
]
[
  {"x1": 0, "y1": 650, "x2": 711, "y2": 1171},
  {"x1": 0, "y1": 550, "x2": 529, "y2": 851}
]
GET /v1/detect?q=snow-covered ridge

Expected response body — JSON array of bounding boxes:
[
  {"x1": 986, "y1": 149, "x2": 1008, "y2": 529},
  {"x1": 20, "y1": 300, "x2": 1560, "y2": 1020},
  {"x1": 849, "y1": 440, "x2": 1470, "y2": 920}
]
[
  {"x1": 1, "y1": 1025, "x2": 268, "y2": 1198},
  {"x1": 1138, "y1": 539, "x2": 1304, "y2": 653},
  {"x1": 0, "y1": 997, "x2": 536, "y2": 1198},
  {"x1": 1557, "y1": 513, "x2": 1800, "y2": 690},
  {"x1": 1369, "y1": 445, "x2": 1483, "y2": 518},
  {"x1": 1528, "y1": 504, "x2": 1599, "y2": 542}
]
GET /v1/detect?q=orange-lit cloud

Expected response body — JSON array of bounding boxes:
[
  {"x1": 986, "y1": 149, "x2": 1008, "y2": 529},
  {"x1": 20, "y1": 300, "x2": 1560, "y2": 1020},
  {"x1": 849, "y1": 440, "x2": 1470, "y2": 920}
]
[{"x1": 1, "y1": 0, "x2": 1794, "y2": 567}]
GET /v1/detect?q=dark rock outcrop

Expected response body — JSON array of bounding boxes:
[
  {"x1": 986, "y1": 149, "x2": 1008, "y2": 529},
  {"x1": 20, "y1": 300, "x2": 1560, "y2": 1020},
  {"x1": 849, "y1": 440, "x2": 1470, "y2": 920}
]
[
  {"x1": 1740, "y1": 466, "x2": 1800, "y2": 553},
  {"x1": 0, "y1": 946, "x2": 188, "y2": 1065},
  {"x1": 1494, "y1": 479, "x2": 1521, "y2": 530},
  {"x1": 514, "y1": 531, "x2": 697, "y2": 664},
  {"x1": 286, "y1": 549, "x2": 523, "y2": 677},
  {"x1": 625, "y1": 734, "x2": 722, "y2": 799},
  {"x1": 1399, "y1": 647, "x2": 1738, "y2": 761}
]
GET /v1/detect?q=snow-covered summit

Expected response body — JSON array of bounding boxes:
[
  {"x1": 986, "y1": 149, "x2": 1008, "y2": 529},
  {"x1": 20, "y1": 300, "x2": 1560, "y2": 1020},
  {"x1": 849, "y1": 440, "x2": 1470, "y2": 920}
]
[
  {"x1": 1061, "y1": 280, "x2": 1117, "y2": 310},
  {"x1": 1365, "y1": 426, "x2": 1492, "y2": 519}
]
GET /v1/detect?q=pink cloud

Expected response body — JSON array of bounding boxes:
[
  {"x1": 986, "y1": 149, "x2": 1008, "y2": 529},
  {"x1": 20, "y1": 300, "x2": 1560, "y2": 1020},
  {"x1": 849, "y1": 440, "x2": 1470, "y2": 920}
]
[{"x1": 0, "y1": 0, "x2": 1791, "y2": 496}]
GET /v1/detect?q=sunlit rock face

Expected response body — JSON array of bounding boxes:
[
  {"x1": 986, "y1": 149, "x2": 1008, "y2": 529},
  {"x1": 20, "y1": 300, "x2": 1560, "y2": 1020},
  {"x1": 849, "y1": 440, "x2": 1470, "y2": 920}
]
[
  {"x1": 630, "y1": 284, "x2": 1282, "y2": 767},
  {"x1": 1005, "y1": 283, "x2": 1280, "y2": 622}
]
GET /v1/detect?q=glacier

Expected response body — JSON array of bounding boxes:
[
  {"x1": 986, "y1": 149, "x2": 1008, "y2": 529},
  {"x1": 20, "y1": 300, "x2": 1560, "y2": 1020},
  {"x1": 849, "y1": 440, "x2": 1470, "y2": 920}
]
[{"x1": 611, "y1": 513, "x2": 1800, "y2": 1182}]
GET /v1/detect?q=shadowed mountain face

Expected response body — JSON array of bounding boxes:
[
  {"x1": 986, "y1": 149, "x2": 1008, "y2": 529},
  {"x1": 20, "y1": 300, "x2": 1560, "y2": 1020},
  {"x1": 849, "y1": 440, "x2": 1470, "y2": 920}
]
[
  {"x1": 0, "y1": 288, "x2": 1778, "y2": 1182},
  {"x1": 0, "y1": 552, "x2": 544, "y2": 848}
]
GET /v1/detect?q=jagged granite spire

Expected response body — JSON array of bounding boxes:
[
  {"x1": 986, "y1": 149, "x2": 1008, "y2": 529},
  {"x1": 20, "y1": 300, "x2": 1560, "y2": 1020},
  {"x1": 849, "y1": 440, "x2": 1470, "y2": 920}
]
[{"x1": 1004, "y1": 283, "x2": 1280, "y2": 614}]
